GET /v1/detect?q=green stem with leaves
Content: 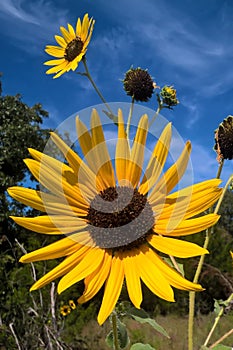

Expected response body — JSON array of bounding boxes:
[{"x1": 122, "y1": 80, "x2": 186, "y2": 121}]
[
  {"x1": 111, "y1": 312, "x2": 120, "y2": 350},
  {"x1": 188, "y1": 160, "x2": 231, "y2": 350},
  {"x1": 203, "y1": 293, "x2": 233, "y2": 348},
  {"x1": 81, "y1": 57, "x2": 118, "y2": 124}
]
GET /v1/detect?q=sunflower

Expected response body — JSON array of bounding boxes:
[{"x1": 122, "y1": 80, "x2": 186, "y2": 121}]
[
  {"x1": 44, "y1": 13, "x2": 95, "y2": 79},
  {"x1": 69, "y1": 300, "x2": 76, "y2": 310},
  {"x1": 8, "y1": 109, "x2": 221, "y2": 325},
  {"x1": 60, "y1": 305, "x2": 71, "y2": 316}
]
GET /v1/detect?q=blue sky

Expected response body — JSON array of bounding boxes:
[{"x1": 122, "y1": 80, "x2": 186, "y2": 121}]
[{"x1": 0, "y1": 0, "x2": 232, "y2": 184}]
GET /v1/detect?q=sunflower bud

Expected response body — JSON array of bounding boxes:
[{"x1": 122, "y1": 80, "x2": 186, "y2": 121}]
[
  {"x1": 123, "y1": 67, "x2": 155, "y2": 102},
  {"x1": 160, "y1": 85, "x2": 179, "y2": 108},
  {"x1": 214, "y1": 115, "x2": 233, "y2": 162}
]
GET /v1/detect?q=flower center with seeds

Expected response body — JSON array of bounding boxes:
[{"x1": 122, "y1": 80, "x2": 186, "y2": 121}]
[
  {"x1": 64, "y1": 37, "x2": 84, "y2": 62},
  {"x1": 86, "y1": 186, "x2": 154, "y2": 250}
]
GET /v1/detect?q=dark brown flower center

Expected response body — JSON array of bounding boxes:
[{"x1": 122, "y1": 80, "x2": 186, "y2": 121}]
[
  {"x1": 64, "y1": 37, "x2": 84, "y2": 62},
  {"x1": 86, "y1": 186, "x2": 154, "y2": 250}
]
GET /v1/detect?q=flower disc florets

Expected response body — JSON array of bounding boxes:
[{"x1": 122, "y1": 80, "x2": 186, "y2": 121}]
[
  {"x1": 160, "y1": 85, "x2": 179, "y2": 108},
  {"x1": 64, "y1": 37, "x2": 84, "y2": 62},
  {"x1": 86, "y1": 186, "x2": 154, "y2": 250},
  {"x1": 214, "y1": 115, "x2": 233, "y2": 161},
  {"x1": 123, "y1": 67, "x2": 155, "y2": 102}
]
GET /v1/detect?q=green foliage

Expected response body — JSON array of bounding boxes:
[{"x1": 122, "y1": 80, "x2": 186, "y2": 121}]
[
  {"x1": 128, "y1": 307, "x2": 170, "y2": 338},
  {"x1": 0, "y1": 93, "x2": 50, "y2": 190},
  {"x1": 106, "y1": 318, "x2": 130, "y2": 349}
]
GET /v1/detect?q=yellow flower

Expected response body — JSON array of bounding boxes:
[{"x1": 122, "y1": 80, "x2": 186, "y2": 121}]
[
  {"x1": 69, "y1": 300, "x2": 76, "y2": 310},
  {"x1": 44, "y1": 13, "x2": 95, "y2": 78},
  {"x1": 60, "y1": 305, "x2": 71, "y2": 316},
  {"x1": 231, "y1": 251, "x2": 233, "y2": 260},
  {"x1": 8, "y1": 109, "x2": 221, "y2": 325}
]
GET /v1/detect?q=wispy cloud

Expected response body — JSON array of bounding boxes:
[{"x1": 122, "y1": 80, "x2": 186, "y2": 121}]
[
  {"x1": 0, "y1": 0, "x2": 68, "y2": 54},
  {"x1": 90, "y1": 0, "x2": 233, "y2": 99}
]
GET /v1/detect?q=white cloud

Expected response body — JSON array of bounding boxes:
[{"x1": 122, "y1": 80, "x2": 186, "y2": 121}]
[{"x1": 0, "y1": 0, "x2": 68, "y2": 54}]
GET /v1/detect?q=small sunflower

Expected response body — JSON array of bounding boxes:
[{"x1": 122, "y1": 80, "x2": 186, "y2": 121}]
[
  {"x1": 8, "y1": 109, "x2": 221, "y2": 325},
  {"x1": 69, "y1": 300, "x2": 76, "y2": 310},
  {"x1": 44, "y1": 13, "x2": 95, "y2": 79},
  {"x1": 160, "y1": 85, "x2": 179, "y2": 108},
  {"x1": 60, "y1": 305, "x2": 71, "y2": 316}
]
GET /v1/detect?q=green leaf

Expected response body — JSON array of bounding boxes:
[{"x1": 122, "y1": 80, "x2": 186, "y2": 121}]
[
  {"x1": 130, "y1": 344, "x2": 156, "y2": 350},
  {"x1": 128, "y1": 307, "x2": 170, "y2": 338},
  {"x1": 105, "y1": 318, "x2": 130, "y2": 349},
  {"x1": 214, "y1": 299, "x2": 222, "y2": 315},
  {"x1": 211, "y1": 345, "x2": 233, "y2": 350},
  {"x1": 163, "y1": 257, "x2": 184, "y2": 276}
]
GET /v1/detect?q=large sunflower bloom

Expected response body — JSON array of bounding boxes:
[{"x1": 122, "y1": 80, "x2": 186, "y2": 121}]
[
  {"x1": 8, "y1": 110, "x2": 221, "y2": 325},
  {"x1": 44, "y1": 13, "x2": 95, "y2": 79}
]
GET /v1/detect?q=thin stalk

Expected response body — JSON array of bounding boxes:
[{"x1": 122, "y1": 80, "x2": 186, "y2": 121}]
[
  {"x1": 126, "y1": 96, "x2": 134, "y2": 137},
  {"x1": 82, "y1": 57, "x2": 118, "y2": 124},
  {"x1": 204, "y1": 293, "x2": 233, "y2": 347},
  {"x1": 111, "y1": 312, "x2": 119, "y2": 350},
  {"x1": 148, "y1": 103, "x2": 163, "y2": 129},
  {"x1": 209, "y1": 328, "x2": 233, "y2": 349},
  {"x1": 188, "y1": 160, "x2": 225, "y2": 350}
]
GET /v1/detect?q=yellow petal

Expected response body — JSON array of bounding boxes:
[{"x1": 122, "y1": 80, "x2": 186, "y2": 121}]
[
  {"x1": 154, "y1": 213, "x2": 220, "y2": 236},
  {"x1": 24, "y1": 159, "x2": 88, "y2": 210},
  {"x1": 19, "y1": 235, "x2": 90, "y2": 263},
  {"x1": 60, "y1": 26, "x2": 73, "y2": 43},
  {"x1": 139, "y1": 123, "x2": 172, "y2": 194},
  {"x1": 146, "y1": 249, "x2": 203, "y2": 291},
  {"x1": 45, "y1": 61, "x2": 69, "y2": 74},
  {"x1": 10, "y1": 215, "x2": 87, "y2": 235},
  {"x1": 137, "y1": 246, "x2": 174, "y2": 302},
  {"x1": 44, "y1": 58, "x2": 66, "y2": 66},
  {"x1": 50, "y1": 131, "x2": 101, "y2": 191},
  {"x1": 67, "y1": 23, "x2": 76, "y2": 39},
  {"x1": 160, "y1": 179, "x2": 222, "y2": 221},
  {"x1": 149, "y1": 141, "x2": 191, "y2": 205},
  {"x1": 81, "y1": 13, "x2": 89, "y2": 41},
  {"x1": 8, "y1": 186, "x2": 87, "y2": 216},
  {"x1": 97, "y1": 254, "x2": 124, "y2": 325},
  {"x1": 148, "y1": 235, "x2": 208, "y2": 258},
  {"x1": 76, "y1": 17, "x2": 82, "y2": 37},
  {"x1": 30, "y1": 245, "x2": 90, "y2": 290},
  {"x1": 57, "y1": 247, "x2": 105, "y2": 293},
  {"x1": 78, "y1": 250, "x2": 112, "y2": 303},
  {"x1": 126, "y1": 114, "x2": 148, "y2": 188},
  {"x1": 8, "y1": 187, "x2": 45, "y2": 212},
  {"x1": 76, "y1": 116, "x2": 95, "y2": 166},
  {"x1": 121, "y1": 250, "x2": 142, "y2": 308},
  {"x1": 90, "y1": 109, "x2": 115, "y2": 189},
  {"x1": 84, "y1": 17, "x2": 95, "y2": 45},
  {"x1": 54, "y1": 35, "x2": 67, "y2": 48},
  {"x1": 28, "y1": 148, "x2": 73, "y2": 176},
  {"x1": 45, "y1": 46, "x2": 65, "y2": 58},
  {"x1": 50, "y1": 132, "x2": 82, "y2": 173},
  {"x1": 115, "y1": 109, "x2": 130, "y2": 183}
]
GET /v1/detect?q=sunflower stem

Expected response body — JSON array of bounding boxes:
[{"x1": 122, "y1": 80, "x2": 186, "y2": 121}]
[
  {"x1": 148, "y1": 97, "x2": 163, "y2": 129},
  {"x1": 82, "y1": 57, "x2": 118, "y2": 124},
  {"x1": 126, "y1": 96, "x2": 135, "y2": 137},
  {"x1": 203, "y1": 292, "x2": 233, "y2": 348},
  {"x1": 111, "y1": 311, "x2": 120, "y2": 350},
  {"x1": 188, "y1": 160, "x2": 227, "y2": 350}
]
